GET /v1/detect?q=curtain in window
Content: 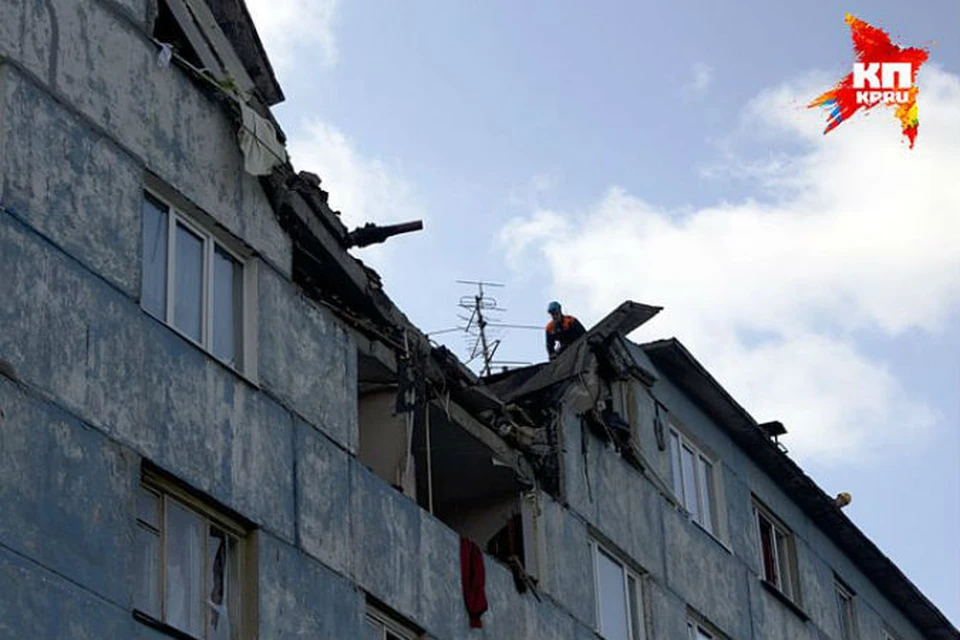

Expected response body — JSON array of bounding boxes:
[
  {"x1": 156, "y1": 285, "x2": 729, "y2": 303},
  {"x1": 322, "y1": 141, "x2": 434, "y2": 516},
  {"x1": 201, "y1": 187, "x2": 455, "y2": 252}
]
[
  {"x1": 135, "y1": 488, "x2": 161, "y2": 619},
  {"x1": 681, "y1": 446, "x2": 700, "y2": 522},
  {"x1": 212, "y1": 247, "x2": 242, "y2": 365},
  {"x1": 166, "y1": 500, "x2": 204, "y2": 637},
  {"x1": 141, "y1": 196, "x2": 168, "y2": 319},
  {"x1": 174, "y1": 223, "x2": 204, "y2": 342}
]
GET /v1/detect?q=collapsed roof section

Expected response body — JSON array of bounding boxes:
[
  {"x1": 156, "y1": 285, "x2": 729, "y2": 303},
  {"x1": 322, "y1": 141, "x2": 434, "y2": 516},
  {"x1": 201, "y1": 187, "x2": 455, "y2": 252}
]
[{"x1": 485, "y1": 301, "x2": 662, "y2": 402}]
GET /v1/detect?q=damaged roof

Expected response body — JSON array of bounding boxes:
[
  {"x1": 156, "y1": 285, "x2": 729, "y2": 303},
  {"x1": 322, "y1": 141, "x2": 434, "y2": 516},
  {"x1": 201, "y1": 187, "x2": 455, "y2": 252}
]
[
  {"x1": 641, "y1": 338, "x2": 959, "y2": 640},
  {"x1": 205, "y1": 0, "x2": 285, "y2": 105},
  {"x1": 486, "y1": 301, "x2": 662, "y2": 401},
  {"x1": 223, "y1": 8, "x2": 954, "y2": 629}
]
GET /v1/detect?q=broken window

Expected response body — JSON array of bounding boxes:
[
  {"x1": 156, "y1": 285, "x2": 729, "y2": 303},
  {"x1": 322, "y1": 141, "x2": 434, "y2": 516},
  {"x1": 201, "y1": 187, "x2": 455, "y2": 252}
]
[
  {"x1": 135, "y1": 473, "x2": 250, "y2": 640},
  {"x1": 141, "y1": 188, "x2": 254, "y2": 375}
]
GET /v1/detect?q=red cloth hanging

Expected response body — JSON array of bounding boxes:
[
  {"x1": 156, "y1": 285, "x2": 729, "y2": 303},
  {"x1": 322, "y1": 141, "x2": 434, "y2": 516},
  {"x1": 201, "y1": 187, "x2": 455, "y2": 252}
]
[{"x1": 460, "y1": 537, "x2": 488, "y2": 628}]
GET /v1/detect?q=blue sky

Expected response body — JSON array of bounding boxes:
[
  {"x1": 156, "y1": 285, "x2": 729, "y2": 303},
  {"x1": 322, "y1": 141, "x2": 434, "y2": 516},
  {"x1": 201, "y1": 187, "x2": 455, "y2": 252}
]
[{"x1": 247, "y1": 0, "x2": 959, "y2": 625}]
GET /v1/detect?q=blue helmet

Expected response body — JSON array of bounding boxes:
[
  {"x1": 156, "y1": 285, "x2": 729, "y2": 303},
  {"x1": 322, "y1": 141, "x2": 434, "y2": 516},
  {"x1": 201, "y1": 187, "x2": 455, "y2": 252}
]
[{"x1": 547, "y1": 301, "x2": 561, "y2": 314}]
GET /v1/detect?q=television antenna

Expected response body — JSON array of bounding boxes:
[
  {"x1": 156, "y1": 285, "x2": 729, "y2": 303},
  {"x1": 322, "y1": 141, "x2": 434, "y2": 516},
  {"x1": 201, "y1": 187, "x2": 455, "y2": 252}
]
[{"x1": 426, "y1": 281, "x2": 540, "y2": 376}]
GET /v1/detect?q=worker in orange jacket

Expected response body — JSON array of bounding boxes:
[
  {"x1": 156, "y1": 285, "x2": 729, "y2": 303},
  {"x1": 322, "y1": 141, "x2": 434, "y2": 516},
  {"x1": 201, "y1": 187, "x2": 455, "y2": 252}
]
[{"x1": 545, "y1": 301, "x2": 586, "y2": 359}]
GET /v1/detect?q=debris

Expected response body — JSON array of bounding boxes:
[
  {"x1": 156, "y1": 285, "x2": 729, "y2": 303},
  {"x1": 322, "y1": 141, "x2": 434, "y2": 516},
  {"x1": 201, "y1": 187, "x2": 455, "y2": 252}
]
[{"x1": 344, "y1": 221, "x2": 423, "y2": 248}]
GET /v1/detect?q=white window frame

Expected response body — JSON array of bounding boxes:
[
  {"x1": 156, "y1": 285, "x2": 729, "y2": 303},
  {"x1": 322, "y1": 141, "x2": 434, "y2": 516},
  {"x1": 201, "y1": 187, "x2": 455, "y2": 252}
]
[
  {"x1": 364, "y1": 605, "x2": 418, "y2": 640},
  {"x1": 752, "y1": 500, "x2": 799, "y2": 604},
  {"x1": 135, "y1": 469, "x2": 256, "y2": 639},
  {"x1": 591, "y1": 540, "x2": 646, "y2": 640},
  {"x1": 835, "y1": 578, "x2": 858, "y2": 640},
  {"x1": 669, "y1": 425, "x2": 719, "y2": 536},
  {"x1": 687, "y1": 619, "x2": 715, "y2": 640},
  {"x1": 141, "y1": 187, "x2": 258, "y2": 379}
]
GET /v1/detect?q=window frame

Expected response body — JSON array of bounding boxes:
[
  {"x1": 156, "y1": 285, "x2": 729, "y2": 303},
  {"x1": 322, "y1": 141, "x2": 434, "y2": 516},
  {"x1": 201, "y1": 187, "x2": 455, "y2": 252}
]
[
  {"x1": 835, "y1": 577, "x2": 858, "y2": 640},
  {"x1": 590, "y1": 540, "x2": 646, "y2": 640},
  {"x1": 364, "y1": 604, "x2": 418, "y2": 640},
  {"x1": 668, "y1": 424, "x2": 720, "y2": 536},
  {"x1": 686, "y1": 619, "x2": 715, "y2": 640},
  {"x1": 135, "y1": 468, "x2": 257, "y2": 640},
  {"x1": 141, "y1": 185, "x2": 258, "y2": 379},
  {"x1": 752, "y1": 499, "x2": 800, "y2": 605}
]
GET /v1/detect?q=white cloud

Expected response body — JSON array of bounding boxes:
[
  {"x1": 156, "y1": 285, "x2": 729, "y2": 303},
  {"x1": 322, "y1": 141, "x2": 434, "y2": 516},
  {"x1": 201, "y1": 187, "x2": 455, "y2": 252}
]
[
  {"x1": 499, "y1": 66, "x2": 960, "y2": 465},
  {"x1": 244, "y1": 0, "x2": 338, "y2": 73},
  {"x1": 287, "y1": 120, "x2": 424, "y2": 262},
  {"x1": 683, "y1": 62, "x2": 714, "y2": 99},
  {"x1": 508, "y1": 173, "x2": 559, "y2": 208}
]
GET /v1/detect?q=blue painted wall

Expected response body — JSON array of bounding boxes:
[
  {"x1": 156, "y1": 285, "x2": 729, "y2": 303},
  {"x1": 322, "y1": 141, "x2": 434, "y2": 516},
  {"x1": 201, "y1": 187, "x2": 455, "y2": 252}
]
[{"x1": 0, "y1": 2, "x2": 939, "y2": 639}]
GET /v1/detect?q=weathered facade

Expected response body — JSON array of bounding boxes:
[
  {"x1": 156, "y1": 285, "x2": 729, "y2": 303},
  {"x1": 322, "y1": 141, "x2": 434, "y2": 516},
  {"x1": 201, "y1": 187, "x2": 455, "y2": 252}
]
[{"x1": 0, "y1": 2, "x2": 955, "y2": 640}]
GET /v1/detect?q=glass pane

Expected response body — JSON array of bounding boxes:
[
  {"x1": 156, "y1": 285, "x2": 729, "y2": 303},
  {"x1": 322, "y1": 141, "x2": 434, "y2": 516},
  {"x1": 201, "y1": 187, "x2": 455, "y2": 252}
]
[
  {"x1": 758, "y1": 515, "x2": 777, "y2": 585},
  {"x1": 141, "y1": 195, "x2": 168, "y2": 319},
  {"x1": 363, "y1": 618, "x2": 383, "y2": 640},
  {"x1": 212, "y1": 247, "x2": 242, "y2": 366},
  {"x1": 135, "y1": 525, "x2": 161, "y2": 619},
  {"x1": 386, "y1": 632, "x2": 406, "y2": 640},
  {"x1": 776, "y1": 531, "x2": 792, "y2": 598},
  {"x1": 627, "y1": 575, "x2": 643, "y2": 640},
  {"x1": 681, "y1": 446, "x2": 700, "y2": 522},
  {"x1": 697, "y1": 458, "x2": 714, "y2": 534},
  {"x1": 837, "y1": 592, "x2": 851, "y2": 639},
  {"x1": 597, "y1": 549, "x2": 629, "y2": 640},
  {"x1": 174, "y1": 223, "x2": 204, "y2": 342},
  {"x1": 165, "y1": 499, "x2": 204, "y2": 637},
  {"x1": 226, "y1": 534, "x2": 241, "y2": 640},
  {"x1": 137, "y1": 488, "x2": 160, "y2": 529},
  {"x1": 669, "y1": 433, "x2": 683, "y2": 499}
]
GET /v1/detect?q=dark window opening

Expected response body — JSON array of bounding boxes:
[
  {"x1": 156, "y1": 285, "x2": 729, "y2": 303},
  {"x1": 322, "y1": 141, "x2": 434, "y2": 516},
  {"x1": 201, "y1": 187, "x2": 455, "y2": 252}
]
[
  {"x1": 153, "y1": 1, "x2": 203, "y2": 68},
  {"x1": 486, "y1": 512, "x2": 525, "y2": 568}
]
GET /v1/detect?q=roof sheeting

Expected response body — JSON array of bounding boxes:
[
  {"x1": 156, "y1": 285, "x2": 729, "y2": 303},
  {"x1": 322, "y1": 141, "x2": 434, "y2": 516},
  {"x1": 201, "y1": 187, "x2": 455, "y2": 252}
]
[{"x1": 497, "y1": 301, "x2": 662, "y2": 401}]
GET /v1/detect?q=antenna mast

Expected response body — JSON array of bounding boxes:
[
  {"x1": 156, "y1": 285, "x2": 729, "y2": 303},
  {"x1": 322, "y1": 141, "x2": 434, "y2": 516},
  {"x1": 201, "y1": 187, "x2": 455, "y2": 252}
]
[
  {"x1": 426, "y1": 281, "x2": 540, "y2": 375},
  {"x1": 456, "y1": 280, "x2": 504, "y2": 377}
]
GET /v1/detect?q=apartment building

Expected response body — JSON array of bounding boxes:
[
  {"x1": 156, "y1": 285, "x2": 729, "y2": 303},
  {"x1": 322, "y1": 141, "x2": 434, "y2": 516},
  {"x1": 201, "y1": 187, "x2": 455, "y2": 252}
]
[{"x1": 0, "y1": 2, "x2": 955, "y2": 639}]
